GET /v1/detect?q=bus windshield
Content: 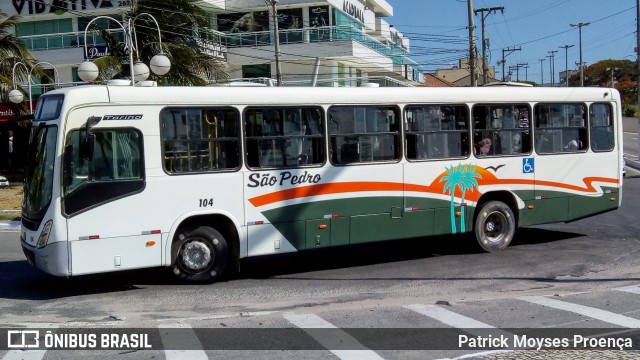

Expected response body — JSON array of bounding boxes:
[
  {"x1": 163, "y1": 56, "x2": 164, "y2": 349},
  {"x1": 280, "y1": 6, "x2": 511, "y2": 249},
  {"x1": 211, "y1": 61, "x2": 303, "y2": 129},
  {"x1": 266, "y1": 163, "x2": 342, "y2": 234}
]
[{"x1": 23, "y1": 124, "x2": 58, "y2": 219}]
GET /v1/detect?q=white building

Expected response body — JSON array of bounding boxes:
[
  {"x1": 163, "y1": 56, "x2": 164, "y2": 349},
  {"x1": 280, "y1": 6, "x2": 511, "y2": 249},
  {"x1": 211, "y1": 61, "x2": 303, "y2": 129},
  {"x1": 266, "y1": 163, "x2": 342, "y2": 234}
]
[{"x1": 0, "y1": 0, "x2": 422, "y2": 91}]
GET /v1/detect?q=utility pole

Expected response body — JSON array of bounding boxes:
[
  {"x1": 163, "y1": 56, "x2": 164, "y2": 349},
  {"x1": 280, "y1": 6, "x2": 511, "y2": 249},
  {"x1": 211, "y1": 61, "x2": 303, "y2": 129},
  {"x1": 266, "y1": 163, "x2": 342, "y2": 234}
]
[
  {"x1": 546, "y1": 54, "x2": 553, "y2": 86},
  {"x1": 517, "y1": 63, "x2": 528, "y2": 82},
  {"x1": 474, "y1": 6, "x2": 504, "y2": 85},
  {"x1": 538, "y1": 58, "x2": 546, "y2": 85},
  {"x1": 637, "y1": 0, "x2": 640, "y2": 160},
  {"x1": 559, "y1": 44, "x2": 574, "y2": 86},
  {"x1": 521, "y1": 63, "x2": 529, "y2": 81},
  {"x1": 501, "y1": 47, "x2": 521, "y2": 81},
  {"x1": 467, "y1": 0, "x2": 477, "y2": 87},
  {"x1": 547, "y1": 50, "x2": 558, "y2": 86},
  {"x1": 265, "y1": 0, "x2": 282, "y2": 86},
  {"x1": 570, "y1": 22, "x2": 590, "y2": 87},
  {"x1": 606, "y1": 67, "x2": 620, "y2": 88}
]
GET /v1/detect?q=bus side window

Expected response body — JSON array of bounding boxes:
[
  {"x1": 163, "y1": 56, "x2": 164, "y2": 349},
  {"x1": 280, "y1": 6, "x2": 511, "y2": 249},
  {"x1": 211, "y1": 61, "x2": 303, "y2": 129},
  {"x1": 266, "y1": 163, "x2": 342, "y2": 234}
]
[
  {"x1": 534, "y1": 103, "x2": 588, "y2": 154},
  {"x1": 246, "y1": 106, "x2": 325, "y2": 169},
  {"x1": 329, "y1": 105, "x2": 400, "y2": 165},
  {"x1": 161, "y1": 107, "x2": 241, "y2": 173},
  {"x1": 590, "y1": 103, "x2": 614, "y2": 152}
]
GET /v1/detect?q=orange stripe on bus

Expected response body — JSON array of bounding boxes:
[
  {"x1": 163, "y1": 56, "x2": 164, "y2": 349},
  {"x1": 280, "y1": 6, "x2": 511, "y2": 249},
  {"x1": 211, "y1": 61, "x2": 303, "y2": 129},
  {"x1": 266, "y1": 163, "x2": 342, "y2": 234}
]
[
  {"x1": 249, "y1": 182, "x2": 404, "y2": 207},
  {"x1": 248, "y1": 176, "x2": 619, "y2": 208}
]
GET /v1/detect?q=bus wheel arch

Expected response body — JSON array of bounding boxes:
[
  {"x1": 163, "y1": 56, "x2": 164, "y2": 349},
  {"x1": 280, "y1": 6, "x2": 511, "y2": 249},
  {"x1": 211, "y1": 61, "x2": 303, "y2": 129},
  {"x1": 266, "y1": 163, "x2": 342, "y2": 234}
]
[
  {"x1": 170, "y1": 214, "x2": 240, "y2": 283},
  {"x1": 473, "y1": 191, "x2": 518, "y2": 252}
]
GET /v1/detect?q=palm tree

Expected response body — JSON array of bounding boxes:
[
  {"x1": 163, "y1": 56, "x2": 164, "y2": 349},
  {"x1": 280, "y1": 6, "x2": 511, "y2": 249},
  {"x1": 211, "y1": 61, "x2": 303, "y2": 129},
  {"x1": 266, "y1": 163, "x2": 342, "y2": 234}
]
[
  {"x1": 440, "y1": 163, "x2": 482, "y2": 234},
  {"x1": 440, "y1": 164, "x2": 464, "y2": 234},
  {"x1": 0, "y1": 10, "x2": 38, "y2": 103},
  {"x1": 458, "y1": 164, "x2": 481, "y2": 233},
  {"x1": 89, "y1": 0, "x2": 228, "y2": 85}
]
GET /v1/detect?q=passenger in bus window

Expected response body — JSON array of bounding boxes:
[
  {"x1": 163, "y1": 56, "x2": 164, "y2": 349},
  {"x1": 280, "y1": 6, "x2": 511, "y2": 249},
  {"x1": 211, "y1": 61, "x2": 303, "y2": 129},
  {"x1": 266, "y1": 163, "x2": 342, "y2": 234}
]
[{"x1": 474, "y1": 138, "x2": 491, "y2": 156}]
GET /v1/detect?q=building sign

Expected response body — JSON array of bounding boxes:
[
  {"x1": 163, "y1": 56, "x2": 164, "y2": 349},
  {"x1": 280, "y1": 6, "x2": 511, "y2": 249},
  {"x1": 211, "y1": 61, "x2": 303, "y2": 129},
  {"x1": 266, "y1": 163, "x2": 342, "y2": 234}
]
[
  {"x1": 0, "y1": 104, "x2": 17, "y2": 122},
  {"x1": 6, "y1": 0, "x2": 129, "y2": 16},
  {"x1": 327, "y1": 0, "x2": 364, "y2": 24},
  {"x1": 217, "y1": 12, "x2": 269, "y2": 33},
  {"x1": 342, "y1": 0, "x2": 364, "y2": 23},
  {"x1": 86, "y1": 45, "x2": 111, "y2": 59},
  {"x1": 196, "y1": 39, "x2": 227, "y2": 61},
  {"x1": 310, "y1": 6, "x2": 329, "y2": 28},
  {"x1": 390, "y1": 29, "x2": 407, "y2": 50}
]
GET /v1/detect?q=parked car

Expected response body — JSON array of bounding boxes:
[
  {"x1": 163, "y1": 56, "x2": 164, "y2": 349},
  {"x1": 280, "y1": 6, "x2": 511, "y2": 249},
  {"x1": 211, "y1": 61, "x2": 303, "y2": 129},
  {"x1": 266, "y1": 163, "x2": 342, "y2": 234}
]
[{"x1": 0, "y1": 175, "x2": 8, "y2": 187}]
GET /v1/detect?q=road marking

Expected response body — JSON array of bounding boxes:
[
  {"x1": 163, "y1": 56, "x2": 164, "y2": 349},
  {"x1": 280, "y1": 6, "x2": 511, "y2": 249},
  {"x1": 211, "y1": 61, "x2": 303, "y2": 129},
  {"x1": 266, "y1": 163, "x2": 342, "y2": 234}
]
[
  {"x1": 406, "y1": 304, "x2": 514, "y2": 340},
  {"x1": 155, "y1": 310, "x2": 278, "y2": 322},
  {"x1": 284, "y1": 313, "x2": 385, "y2": 360},
  {"x1": 520, "y1": 296, "x2": 640, "y2": 328},
  {"x1": 158, "y1": 323, "x2": 207, "y2": 360},
  {"x1": 2, "y1": 325, "x2": 58, "y2": 360},
  {"x1": 615, "y1": 285, "x2": 640, "y2": 295},
  {"x1": 2, "y1": 350, "x2": 47, "y2": 360}
]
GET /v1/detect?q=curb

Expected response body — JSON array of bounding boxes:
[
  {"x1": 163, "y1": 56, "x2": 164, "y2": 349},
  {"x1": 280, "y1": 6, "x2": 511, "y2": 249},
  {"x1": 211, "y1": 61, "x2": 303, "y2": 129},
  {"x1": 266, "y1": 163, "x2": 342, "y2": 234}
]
[
  {"x1": 625, "y1": 157, "x2": 640, "y2": 171},
  {"x1": 0, "y1": 220, "x2": 20, "y2": 232}
]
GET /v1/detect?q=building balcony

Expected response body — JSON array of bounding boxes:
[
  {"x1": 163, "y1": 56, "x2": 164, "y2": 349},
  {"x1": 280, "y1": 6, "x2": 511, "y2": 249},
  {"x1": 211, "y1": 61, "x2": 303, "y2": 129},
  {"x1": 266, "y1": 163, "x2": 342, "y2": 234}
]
[{"x1": 222, "y1": 25, "x2": 409, "y2": 61}]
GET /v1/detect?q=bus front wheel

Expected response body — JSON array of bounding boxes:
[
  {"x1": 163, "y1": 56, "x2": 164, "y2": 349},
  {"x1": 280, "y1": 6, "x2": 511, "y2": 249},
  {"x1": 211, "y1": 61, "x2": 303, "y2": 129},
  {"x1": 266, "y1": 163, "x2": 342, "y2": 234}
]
[
  {"x1": 474, "y1": 201, "x2": 515, "y2": 252},
  {"x1": 172, "y1": 226, "x2": 228, "y2": 283}
]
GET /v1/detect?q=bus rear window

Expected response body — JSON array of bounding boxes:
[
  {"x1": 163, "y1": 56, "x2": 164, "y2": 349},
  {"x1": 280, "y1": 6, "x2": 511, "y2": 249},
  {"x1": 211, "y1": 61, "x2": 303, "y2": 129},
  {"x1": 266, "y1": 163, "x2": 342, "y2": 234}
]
[{"x1": 34, "y1": 95, "x2": 63, "y2": 121}]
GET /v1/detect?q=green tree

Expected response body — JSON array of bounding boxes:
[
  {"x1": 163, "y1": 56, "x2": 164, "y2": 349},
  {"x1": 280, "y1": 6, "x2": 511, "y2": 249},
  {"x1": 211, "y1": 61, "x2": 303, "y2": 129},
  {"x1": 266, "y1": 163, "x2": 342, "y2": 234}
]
[
  {"x1": 569, "y1": 59, "x2": 637, "y2": 104},
  {"x1": 0, "y1": 10, "x2": 38, "y2": 104},
  {"x1": 90, "y1": 0, "x2": 228, "y2": 85}
]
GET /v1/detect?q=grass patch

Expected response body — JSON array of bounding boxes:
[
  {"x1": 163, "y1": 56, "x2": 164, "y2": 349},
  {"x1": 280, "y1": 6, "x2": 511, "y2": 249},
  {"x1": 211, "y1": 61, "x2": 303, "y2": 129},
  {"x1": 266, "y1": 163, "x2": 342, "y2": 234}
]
[
  {"x1": 0, "y1": 213, "x2": 20, "y2": 221},
  {"x1": 0, "y1": 185, "x2": 23, "y2": 211}
]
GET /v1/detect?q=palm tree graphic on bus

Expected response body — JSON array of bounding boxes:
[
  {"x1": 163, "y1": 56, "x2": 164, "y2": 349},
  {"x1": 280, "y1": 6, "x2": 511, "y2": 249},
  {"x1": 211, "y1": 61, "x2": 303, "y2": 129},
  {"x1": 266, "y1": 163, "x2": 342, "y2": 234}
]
[{"x1": 440, "y1": 164, "x2": 482, "y2": 233}]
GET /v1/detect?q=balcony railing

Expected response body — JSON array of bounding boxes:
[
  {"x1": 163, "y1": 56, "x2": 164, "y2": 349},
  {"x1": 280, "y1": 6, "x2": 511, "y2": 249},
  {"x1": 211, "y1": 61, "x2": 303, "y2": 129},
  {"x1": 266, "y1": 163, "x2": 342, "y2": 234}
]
[
  {"x1": 19, "y1": 25, "x2": 412, "y2": 65},
  {"x1": 19, "y1": 30, "x2": 125, "y2": 51},
  {"x1": 220, "y1": 25, "x2": 409, "y2": 62}
]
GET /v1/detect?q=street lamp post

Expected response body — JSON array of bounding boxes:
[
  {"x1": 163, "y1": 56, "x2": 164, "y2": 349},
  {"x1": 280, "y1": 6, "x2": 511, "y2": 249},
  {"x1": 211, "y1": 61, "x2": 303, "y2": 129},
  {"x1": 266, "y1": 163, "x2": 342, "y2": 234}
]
[
  {"x1": 78, "y1": 14, "x2": 170, "y2": 86},
  {"x1": 8, "y1": 61, "x2": 60, "y2": 113},
  {"x1": 570, "y1": 22, "x2": 590, "y2": 87},
  {"x1": 547, "y1": 50, "x2": 557, "y2": 86},
  {"x1": 560, "y1": 44, "x2": 574, "y2": 86},
  {"x1": 8, "y1": 62, "x2": 30, "y2": 111},
  {"x1": 265, "y1": 0, "x2": 283, "y2": 86}
]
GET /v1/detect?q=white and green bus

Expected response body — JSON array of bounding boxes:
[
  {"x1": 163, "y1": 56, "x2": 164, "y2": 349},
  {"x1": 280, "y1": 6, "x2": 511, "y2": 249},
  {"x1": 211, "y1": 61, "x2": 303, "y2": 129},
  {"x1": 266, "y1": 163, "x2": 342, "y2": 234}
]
[{"x1": 21, "y1": 85, "x2": 623, "y2": 283}]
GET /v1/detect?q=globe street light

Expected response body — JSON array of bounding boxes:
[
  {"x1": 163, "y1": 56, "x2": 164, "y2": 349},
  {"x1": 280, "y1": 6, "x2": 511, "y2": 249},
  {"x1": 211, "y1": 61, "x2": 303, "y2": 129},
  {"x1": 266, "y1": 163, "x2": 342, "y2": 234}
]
[
  {"x1": 9, "y1": 61, "x2": 60, "y2": 113},
  {"x1": 78, "y1": 14, "x2": 170, "y2": 86},
  {"x1": 8, "y1": 62, "x2": 30, "y2": 112}
]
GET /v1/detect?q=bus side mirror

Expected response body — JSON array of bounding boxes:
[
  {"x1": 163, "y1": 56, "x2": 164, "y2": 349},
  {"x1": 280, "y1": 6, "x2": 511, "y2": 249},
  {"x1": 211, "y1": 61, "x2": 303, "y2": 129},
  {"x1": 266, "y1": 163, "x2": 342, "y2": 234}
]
[
  {"x1": 63, "y1": 144, "x2": 74, "y2": 188},
  {"x1": 80, "y1": 133, "x2": 95, "y2": 160}
]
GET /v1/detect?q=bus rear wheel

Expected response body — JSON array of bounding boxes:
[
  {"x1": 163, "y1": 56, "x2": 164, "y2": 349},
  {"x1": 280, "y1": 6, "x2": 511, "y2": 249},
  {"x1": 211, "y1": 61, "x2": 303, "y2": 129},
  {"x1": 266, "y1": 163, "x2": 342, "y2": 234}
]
[
  {"x1": 172, "y1": 226, "x2": 228, "y2": 283},
  {"x1": 474, "y1": 201, "x2": 515, "y2": 252}
]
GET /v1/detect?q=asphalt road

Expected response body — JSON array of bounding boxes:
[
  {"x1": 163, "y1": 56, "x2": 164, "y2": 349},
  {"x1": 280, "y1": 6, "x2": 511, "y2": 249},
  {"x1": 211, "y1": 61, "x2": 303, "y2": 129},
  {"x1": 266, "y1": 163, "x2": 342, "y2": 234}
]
[{"x1": 0, "y1": 171, "x2": 639, "y2": 359}]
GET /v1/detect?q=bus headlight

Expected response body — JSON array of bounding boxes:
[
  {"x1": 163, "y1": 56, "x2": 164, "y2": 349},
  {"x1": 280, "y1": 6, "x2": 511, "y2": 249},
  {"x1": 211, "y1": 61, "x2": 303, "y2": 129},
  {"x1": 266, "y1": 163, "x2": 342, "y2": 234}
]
[{"x1": 37, "y1": 220, "x2": 53, "y2": 248}]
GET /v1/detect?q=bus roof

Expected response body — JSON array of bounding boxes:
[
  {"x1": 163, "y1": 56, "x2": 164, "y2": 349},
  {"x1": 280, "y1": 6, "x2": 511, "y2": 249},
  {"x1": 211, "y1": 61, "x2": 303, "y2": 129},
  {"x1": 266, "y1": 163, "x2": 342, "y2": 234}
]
[{"x1": 44, "y1": 85, "x2": 620, "y2": 107}]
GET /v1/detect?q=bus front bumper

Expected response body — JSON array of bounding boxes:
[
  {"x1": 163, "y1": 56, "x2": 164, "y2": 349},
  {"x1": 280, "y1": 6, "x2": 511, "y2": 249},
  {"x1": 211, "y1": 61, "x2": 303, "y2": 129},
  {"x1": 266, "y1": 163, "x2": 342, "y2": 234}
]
[{"x1": 21, "y1": 240, "x2": 70, "y2": 277}]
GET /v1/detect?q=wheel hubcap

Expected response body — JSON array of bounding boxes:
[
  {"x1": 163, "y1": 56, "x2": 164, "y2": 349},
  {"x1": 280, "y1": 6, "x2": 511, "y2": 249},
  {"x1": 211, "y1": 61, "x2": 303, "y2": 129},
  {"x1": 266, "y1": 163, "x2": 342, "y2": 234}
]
[
  {"x1": 181, "y1": 240, "x2": 213, "y2": 271},
  {"x1": 484, "y1": 211, "x2": 507, "y2": 243}
]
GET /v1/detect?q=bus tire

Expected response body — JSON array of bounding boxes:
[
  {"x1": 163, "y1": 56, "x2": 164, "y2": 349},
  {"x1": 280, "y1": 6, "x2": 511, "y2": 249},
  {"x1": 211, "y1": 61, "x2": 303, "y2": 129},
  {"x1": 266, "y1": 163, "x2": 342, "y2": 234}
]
[
  {"x1": 474, "y1": 201, "x2": 515, "y2": 252},
  {"x1": 172, "y1": 226, "x2": 228, "y2": 283}
]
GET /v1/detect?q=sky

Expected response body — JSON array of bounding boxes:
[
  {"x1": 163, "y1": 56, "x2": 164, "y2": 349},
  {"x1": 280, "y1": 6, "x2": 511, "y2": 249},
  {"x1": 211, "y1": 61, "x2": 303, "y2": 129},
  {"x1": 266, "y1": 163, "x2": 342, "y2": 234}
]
[{"x1": 390, "y1": 0, "x2": 637, "y2": 83}]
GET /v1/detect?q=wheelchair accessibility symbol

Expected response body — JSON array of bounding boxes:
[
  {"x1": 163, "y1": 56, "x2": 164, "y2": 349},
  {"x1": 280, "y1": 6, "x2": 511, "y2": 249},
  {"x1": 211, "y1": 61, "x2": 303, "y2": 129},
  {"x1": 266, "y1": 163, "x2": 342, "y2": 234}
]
[{"x1": 523, "y1": 158, "x2": 535, "y2": 173}]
